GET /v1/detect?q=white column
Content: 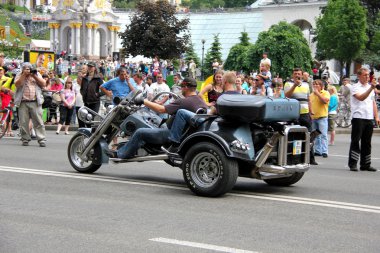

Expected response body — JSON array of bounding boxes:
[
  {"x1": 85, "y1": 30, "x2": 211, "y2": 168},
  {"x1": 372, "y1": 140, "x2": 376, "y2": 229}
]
[
  {"x1": 87, "y1": 26, "x2": 92, "y2": 57},
  {"x1": 55, "y1": 27, "x2": 59, "y2": 52},
  {"x1": 113, "y1": 30, "x2": 117, "y2": 52},
  {"x1": 50, "y1": 27, "x2": 54, "y2": 51},
  {"x1": 91, "y1": 28, "x2": 96, "y2": 56},
  {"x1": 75, "y1": 27, "x2": 81, "y2": 55},
  {"x1": 70, "y1": 28, "x2": 75, "y2": 55}
]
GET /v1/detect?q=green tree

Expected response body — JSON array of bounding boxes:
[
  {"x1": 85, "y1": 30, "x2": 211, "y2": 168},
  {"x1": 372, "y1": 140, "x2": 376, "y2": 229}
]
[
  {"x1": 182, "y1": 0, "x2": 253, "y2": 9},
  {"x1": 224, "y1": 0, "x2": 253, "y2": 8},
  {"x1": 203, "y1": 34, "x2": 223, "y2": 78},
  {"x1": 118, "y1": 0, "x2": 190, "y2": 60},
  {"x1": 224, "y1": 32, "x2": 252, "y2": 73},
  {"x1": 370, "y1": 13, "x2": 380, "y2": 53},
  {"x1": 113, "y1": 0, "x2": 136, "y2": 9},
  {"x1": 315, "y1": 0, "x2": 368, "y2": 77},
  {"x1": 359, "y1": 1, "x2": 380, "y2": 69},
  {"x1": 184, "y1": 41, "x2": 200, "y2": 67},
  {"x1": 245, "y1": 21, "x2": 312, "y2": 78},
  {"x1": 360, "y1": 0, "x2": 380, "y2": 46}
]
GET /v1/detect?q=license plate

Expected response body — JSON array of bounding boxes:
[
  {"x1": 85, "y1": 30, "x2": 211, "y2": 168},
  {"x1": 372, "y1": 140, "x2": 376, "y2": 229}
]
[{"x1": 292, "y1": 140, "x2": 302, "y2": 155}]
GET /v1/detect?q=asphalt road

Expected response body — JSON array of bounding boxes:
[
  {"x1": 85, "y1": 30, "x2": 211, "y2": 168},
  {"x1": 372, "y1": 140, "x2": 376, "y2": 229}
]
[{"x1": 0, "y1": 132, "x2": 379, "y2": 253}]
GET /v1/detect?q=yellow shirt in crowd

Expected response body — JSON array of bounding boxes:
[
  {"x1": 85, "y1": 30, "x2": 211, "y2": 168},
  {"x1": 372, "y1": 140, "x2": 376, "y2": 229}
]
[{"x1": 310, "y1": 89, "x2": 330, "y2": 119}]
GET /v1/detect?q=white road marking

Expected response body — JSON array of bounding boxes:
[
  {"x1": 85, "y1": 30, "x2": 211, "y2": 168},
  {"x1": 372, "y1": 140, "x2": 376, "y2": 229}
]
[
  {"x1": 1, "y1": 165, "x2": 380, "y2": 214},
  {"x1": 328, "y1": 154, "x2": 380, "y2": 160},
  {"x1": 149, "y1": 237, "x2": 259, "y2": 253}
]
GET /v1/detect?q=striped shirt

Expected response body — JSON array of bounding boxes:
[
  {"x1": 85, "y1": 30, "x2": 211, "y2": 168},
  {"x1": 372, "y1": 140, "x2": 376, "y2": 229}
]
[
  {"x1": 284, "y1": 81, "x2": 310, "y2": 114},
  {"x1": 22, "y1": 77, "x2": 37, "y2": 101}
]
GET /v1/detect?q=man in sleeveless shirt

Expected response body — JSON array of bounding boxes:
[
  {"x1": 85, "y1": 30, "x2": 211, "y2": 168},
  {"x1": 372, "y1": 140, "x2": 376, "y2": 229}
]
[{"x1": 284, "y1": 68, "x2": 317, "y2": 165}]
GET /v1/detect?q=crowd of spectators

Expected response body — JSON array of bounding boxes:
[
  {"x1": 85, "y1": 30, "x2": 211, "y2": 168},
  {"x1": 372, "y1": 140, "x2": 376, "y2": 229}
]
[{"x1": 0, "y1": 50, "x2": 379, "y2": 171}]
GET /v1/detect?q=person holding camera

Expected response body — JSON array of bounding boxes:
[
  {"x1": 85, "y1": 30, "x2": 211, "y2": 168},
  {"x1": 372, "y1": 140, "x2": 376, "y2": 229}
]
[
  {"x1": 348, "y1": 68, "x2": 380, "y2": 172},
  {"x1": 284, "y1": 68, "x2": 317, "y2": 165},
  {"x1": 14, "y1": 62, "x2": 47, "y2": 147}
]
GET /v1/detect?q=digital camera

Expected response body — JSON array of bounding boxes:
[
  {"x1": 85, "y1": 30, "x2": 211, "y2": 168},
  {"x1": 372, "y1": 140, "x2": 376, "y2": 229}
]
[{"x1": 30, "y1": 68, "x2": 38, "y2": 75}]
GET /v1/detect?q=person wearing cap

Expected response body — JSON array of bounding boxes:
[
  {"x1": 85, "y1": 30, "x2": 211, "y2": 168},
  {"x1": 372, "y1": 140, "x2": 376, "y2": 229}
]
[
  {"x1": 166, "y1": 72, "x2": 239, "y2": 151},
  {"x1": 80, "y1": 61, "x2": 104, "y2": 117},
  {"x1": 107, "y1": 77, "x2": 207, "y2": 159},
  {"x1": 14, "y1": 62, "x2": 47, "y2": 147}
]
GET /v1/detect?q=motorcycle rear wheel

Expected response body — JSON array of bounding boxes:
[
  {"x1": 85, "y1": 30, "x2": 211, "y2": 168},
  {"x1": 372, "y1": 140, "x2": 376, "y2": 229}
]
[
  {"x1": 68, "y1": 132, "x2": 101, "y2": 173},
  {"x1": 182, "y1": 142, "x2": 238, "y2": 197}
]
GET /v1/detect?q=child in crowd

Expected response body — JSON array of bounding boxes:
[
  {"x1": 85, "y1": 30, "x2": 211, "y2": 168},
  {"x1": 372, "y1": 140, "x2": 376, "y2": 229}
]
[{"x1": 257, "y1": 63, "x2": 272, "y2": 88}]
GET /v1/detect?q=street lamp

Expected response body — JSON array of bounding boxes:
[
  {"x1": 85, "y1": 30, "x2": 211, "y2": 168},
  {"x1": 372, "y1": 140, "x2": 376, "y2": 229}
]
[
  {"x1": 201, "y1": 39, "x2": 205, "y2": 81},
  {"x1": 105, "y1": 40, "x2": 112, "y2": 57}
]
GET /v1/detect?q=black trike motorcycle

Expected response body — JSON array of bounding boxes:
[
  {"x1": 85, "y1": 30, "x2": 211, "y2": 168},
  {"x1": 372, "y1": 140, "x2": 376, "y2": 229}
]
[{"x1": 68, "y1": 90, "x2": 312, "y2": 197}]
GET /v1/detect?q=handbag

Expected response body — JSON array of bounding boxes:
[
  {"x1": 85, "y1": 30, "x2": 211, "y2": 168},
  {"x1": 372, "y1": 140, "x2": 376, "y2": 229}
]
[{"x1": 52, "y1": 92, "x2": 62, "y2": 104}]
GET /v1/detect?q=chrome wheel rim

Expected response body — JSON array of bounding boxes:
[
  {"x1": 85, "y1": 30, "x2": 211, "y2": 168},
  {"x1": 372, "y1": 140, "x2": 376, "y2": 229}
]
[
  {"x1": 190, "y1": 152, "x2": 221, "y2": 188},
  {"x1": 70, "y1": 134, "x2": 93, "y2": 169}
]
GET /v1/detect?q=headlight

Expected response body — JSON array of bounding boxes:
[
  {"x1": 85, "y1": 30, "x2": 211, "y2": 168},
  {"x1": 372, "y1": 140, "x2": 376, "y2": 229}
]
[
  {"x1": 86, "y1": 114, "x2": 93, "y2": 121},
  {"x1": 78, "y1": 107, "x2": 93, "y2": 123}
]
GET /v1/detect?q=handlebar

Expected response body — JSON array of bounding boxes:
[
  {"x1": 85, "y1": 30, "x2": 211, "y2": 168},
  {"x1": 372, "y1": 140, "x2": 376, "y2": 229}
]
[{"x1": 150, "y1": 91, "x2": 180, "y2": 102}]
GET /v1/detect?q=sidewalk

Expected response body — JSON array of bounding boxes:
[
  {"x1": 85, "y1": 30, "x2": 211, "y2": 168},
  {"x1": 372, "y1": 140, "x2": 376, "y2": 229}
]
[{"x1": 44, "y1": 124, "x2": 380, "y2": 135}]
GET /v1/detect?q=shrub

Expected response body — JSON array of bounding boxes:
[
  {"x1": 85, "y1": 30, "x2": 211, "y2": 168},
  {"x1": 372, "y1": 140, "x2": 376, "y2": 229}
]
[{"x1": 6, "y1": 4, "x2": 16, "y2": 12}]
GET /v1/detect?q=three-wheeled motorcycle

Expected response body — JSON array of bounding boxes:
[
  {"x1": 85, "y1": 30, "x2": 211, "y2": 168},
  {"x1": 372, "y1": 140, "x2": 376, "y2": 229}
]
[{"x1": 68, "y1": 90, "x2": 312, "y2": 197}]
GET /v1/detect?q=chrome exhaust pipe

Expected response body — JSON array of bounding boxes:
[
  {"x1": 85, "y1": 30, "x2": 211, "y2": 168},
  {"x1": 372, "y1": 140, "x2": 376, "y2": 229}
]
[
  {"x1": 110, "y1": 154, "x2": 169, "y2": 163},
  {"x1": 254, "y1": 132, "x2": 282, "y2": 169}
]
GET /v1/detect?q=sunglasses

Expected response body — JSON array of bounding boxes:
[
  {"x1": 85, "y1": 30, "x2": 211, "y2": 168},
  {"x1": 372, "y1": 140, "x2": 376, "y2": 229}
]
[{"x1": 66, "y1": 82, "x2": 72, "y2": 84}]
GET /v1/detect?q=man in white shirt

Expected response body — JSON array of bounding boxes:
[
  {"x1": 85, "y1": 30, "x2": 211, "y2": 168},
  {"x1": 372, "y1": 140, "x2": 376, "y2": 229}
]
[
  {"x1": 133, "y1": 73, "x2": 145, "y2": 92},
  {"x1": 348, "y1": 67, "x2": 380, "y2": 172},
  {"x1": 148, "y1": 72, "x2": 170, "y2": 105}
]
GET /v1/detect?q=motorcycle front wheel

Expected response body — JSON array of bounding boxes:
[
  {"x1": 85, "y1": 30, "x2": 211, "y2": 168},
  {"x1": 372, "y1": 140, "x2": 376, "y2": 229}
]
[{"x1": 67, "y1": 132, "x2": 101, "y2": 173}]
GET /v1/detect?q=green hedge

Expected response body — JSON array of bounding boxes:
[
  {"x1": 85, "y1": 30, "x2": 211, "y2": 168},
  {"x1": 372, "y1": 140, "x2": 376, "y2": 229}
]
[{"x1": 0, "y1": 3, "x2": 29, "y2": 13}]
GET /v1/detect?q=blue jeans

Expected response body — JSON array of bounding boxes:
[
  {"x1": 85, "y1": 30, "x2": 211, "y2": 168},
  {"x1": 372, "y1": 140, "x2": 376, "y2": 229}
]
[
  {"x1": 168, "y1": 109, "x2": 205, "y2": 144},
  {"x1": 312, "y1": 117, "x2": 328, "y2": 155},
  {"x1": 117, "y1": 128, "x2": 170, "y2": 159},
  {"x1": 162, "y1": 68, "x2": 167, "y2": 80}
]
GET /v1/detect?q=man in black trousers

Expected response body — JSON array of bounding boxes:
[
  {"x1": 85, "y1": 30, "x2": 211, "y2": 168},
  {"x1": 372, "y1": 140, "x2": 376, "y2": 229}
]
[{"x1": 348, "y1": 67, "x2": 380, "y2": 172}]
